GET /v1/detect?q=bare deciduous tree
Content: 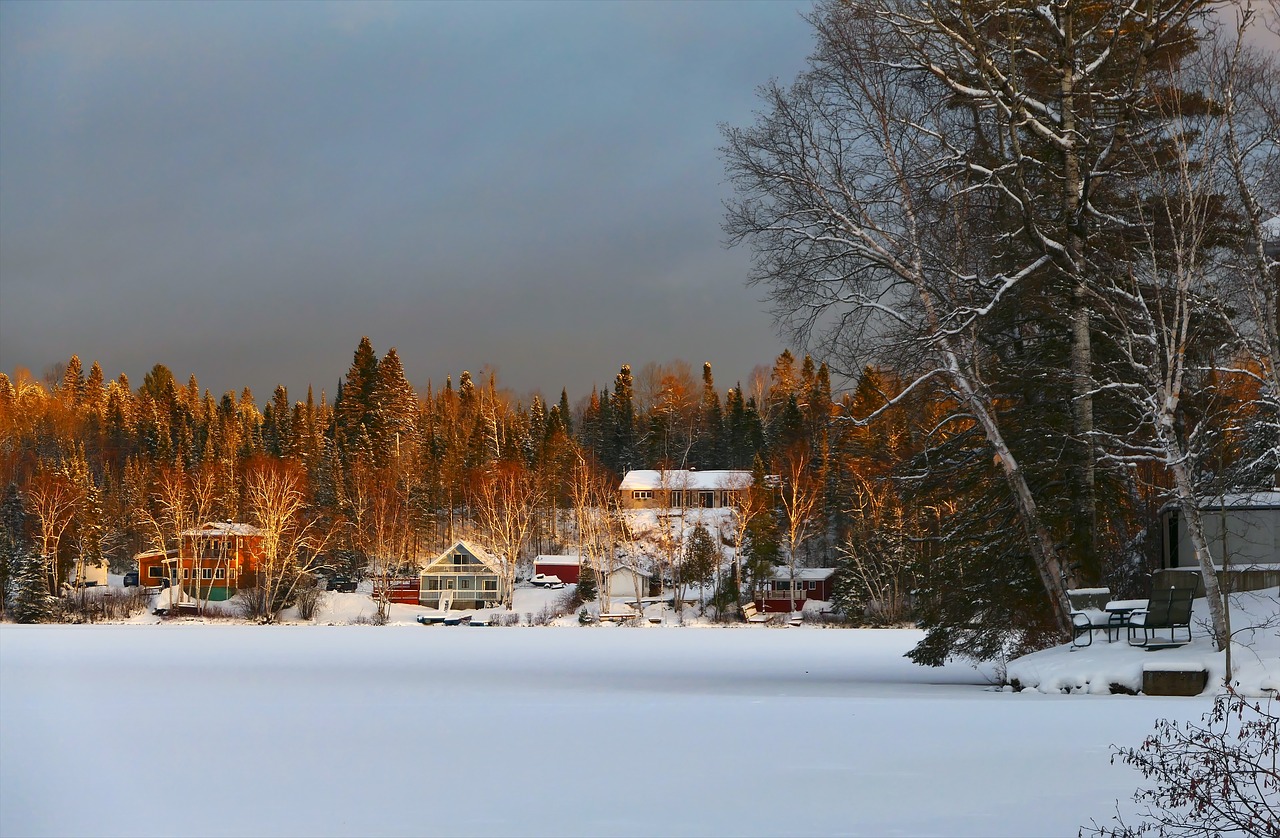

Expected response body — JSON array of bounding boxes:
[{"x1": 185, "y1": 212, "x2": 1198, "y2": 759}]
[
  {"x1": 776, "y1": 444, "x2": 821, "y2": 615},
  {"x1": 243, "y1": 462, "x2": 331, "y2": 624},
  {"x1": 27, "y1": 464, "x2": 83, "y2": 593},
  {"x1": 472, "y1": 460, "x2": 545, "y2": 610}
]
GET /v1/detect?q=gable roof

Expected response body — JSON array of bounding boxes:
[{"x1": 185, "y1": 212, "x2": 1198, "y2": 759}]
[
  {"x1": 619, "y1": 470, "x2": 752, "y2": 491},
  {"x1": 421, "y1": 540, "x2": 503, "y2": 575},
  {"x1": 769, "y1": 567, "x2": 836, "y2": 582},
  {"x1": 534, "y1": 554, "x2": 582, "y2": 567},
  {"x1": 181, "y1": 521, "x2": 264, "y2": 538}
]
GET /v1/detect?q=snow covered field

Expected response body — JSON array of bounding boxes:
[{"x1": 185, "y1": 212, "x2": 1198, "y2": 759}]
[{"x1": 0, "y1": 625, "x2": 1218, "y2": 837}]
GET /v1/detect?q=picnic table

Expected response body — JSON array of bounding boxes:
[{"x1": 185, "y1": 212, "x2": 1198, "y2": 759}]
[{"x1": 1103, "y1": 599, "x2": 1147, "y2": 642}]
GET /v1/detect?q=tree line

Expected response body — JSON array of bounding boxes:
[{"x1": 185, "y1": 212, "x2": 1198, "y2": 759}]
[{"x1": 0, "y1": 340, "x2": 905, "y2": 621}]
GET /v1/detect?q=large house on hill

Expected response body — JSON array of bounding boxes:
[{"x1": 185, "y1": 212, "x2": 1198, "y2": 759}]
[
  {"x1": 618, "y1": 469, "x2": 753, "y2": 511},
  {"x1": 136, "y1": 522, "x2": 265, "y2": 601}
]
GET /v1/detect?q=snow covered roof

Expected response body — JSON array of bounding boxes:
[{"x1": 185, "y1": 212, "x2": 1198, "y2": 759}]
[
  {"x1": 181, "y1": 522, "x2": 264, "y2": 538},
  {"x1": 1263, "y1": 215, "x2": 1280, "y2": 239},
  {"x1": 134, "y1": 548, "x2": 179, "y2": 560},
  {"x1": 1162, "y1": 490, "x2": 1280, "y2": 512},
  {"x1": 534, "y1": 555, "x2": 582, "y2": 567},
  {"x1": 770, "y1": 567, "x2": 836, "y2": 582},
  {"x1": 619, "y1": 470, "x2": 753, "y2": 491},
  {"x1": 423, "y1": 540, "x2": 502, "y2": 574}
]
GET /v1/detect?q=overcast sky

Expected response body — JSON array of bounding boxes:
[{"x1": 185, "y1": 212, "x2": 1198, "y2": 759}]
[{"x1": 0, "y1": 0, "x2": 814, "y2": 406}]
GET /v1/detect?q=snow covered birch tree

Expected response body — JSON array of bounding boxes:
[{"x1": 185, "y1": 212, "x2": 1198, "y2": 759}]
[
  {"x1": 244, "y1": 462, "x2": 330, "y2": 624},
  {"x1": 1209, "y1": 6, "x2": 1280, "y2": 486},
  {"x1": 473, "y1": 460, "x2": 544, "y2": 610},
  {"x1": 724, "y1": 0, "x2": 1219, "y2": 640},
  {"x1": 723, "y1": 1, "x2": 1080, "y2": 635}
]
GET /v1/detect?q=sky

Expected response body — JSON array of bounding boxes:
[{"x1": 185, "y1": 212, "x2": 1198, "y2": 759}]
[{"x1": 0, "y1": 0, "x2": 814, "y2": 406}]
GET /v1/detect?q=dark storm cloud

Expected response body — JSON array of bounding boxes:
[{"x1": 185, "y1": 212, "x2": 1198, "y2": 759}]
[{"x1": 0, "y1": 0, "x2": 814, "y2": 403}]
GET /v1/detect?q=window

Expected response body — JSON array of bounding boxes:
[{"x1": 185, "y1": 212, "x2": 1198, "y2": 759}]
[
  {"x1": 807, "y1": 581, "x2": 817, "y2": 590},
  {"x1": 483, "y1": 578, "x2": 498, "y2": 591},
  {"x1": 458, "y1": 577, "x2": 474, "y2": 590},
  {"x1": 632, "y1": 490, "x2": 653, "y2": 500},
  {"x1": 202, "y1": 568, "x2": 214, "y2": 580},
  {"x1": 182, "y1": 569, "x2": 191, "y2": 580},
  {"x1": 699, "y1": 491, "x2": 715, "y2": 508},
  {"x1": 215, "y1": 568, "x2": 226, "y2": 580},
  {"x1": 148, "y1": 567, "x2": 163, "y2": 579},
  {"x1": 670, "y1": 490, "x2": 683, "y2": 508}
]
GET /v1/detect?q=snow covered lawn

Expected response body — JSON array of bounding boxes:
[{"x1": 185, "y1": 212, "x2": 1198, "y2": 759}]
[
  {"x1": 0, "y1": 625, "x2": 1217, "y2": 837},
  {"x1": 1008, "y1": 587, "x2": 1280, "y2": 697}
]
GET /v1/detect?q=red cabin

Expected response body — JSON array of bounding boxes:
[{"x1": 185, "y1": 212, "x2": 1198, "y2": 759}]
[{"x1": 755, "y1": 568, "x2": 836, "y2": 613}]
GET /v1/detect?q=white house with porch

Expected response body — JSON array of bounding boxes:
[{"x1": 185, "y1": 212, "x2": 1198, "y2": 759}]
[{"x1": 419, "y1": 541, "x2": 505, "y2": 609}]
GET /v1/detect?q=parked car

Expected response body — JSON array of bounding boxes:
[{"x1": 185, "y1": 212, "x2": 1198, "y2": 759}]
[
  {"x1": 529, "y1": 573, "x2": 564, "y2": 589},
  {"x1": 123, "y1": 571, "x2": 139, "y2": 588},
  {"x1": 326, "y1": 575, "x2": 357, "y2": 593}
]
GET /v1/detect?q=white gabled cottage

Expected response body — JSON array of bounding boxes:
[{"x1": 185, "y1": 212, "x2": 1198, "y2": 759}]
[
  {"x1": 618, "y1": 469, "x2": 753, "y2": 511},
  {"x1": 419, "y1": 541, "x2": 506, "y2": 609}
]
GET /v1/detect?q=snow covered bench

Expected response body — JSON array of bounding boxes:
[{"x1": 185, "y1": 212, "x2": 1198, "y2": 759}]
[{"x1": 740, "y1": 602, "x2": 773, "y2": 624}]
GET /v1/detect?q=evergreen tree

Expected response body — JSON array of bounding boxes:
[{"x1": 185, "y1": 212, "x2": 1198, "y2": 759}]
[
  {"x1": 680, "y1": 524, "x2": 720, "y2": 590},
  {"x1": 336, "y1": 337, "x2": 379, "y2": 457},
  {"x1": 741, "y1": 455, "x2": 781, "y2": 599},
  {"x1": 60, "y1": 355, "x2": 85, "y2": 407},
  {"x1": 692, "y1": 362, "x2": 725, "y2": 468},
  {"x1": 11, "y1": 553, "x2": 54, "y2": 623},
  {"x1": 0, "y1": 483, "x2": 28, "y2": 618},
  {"x1": 557, "y1": 389, "x2": 573, "y2": 437},
  {"x1": 576, "y1": 560, "x2": 597, "y2": 602},
  {"x1": 371, "y1": 347, "x2": 419, "y2": 466},
  {"x1": 611, "y1": 365, "x2": 637, "y2": 473}
]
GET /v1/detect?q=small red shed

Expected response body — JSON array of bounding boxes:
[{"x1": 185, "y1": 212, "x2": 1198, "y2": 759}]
[{"x1": 533, "y1": 555, "x2": 583, "y2": 585}]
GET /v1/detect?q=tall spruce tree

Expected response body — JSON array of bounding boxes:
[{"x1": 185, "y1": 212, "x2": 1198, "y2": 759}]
[
  {"x1": 336, "y1": 337, "x2": 379, "y2": 459},
  {"x1": 11, "y1": 553, "x2": 54, "y2": 623},
  {"x1": 0, "y1": 483, "x2": 28, "y2": 618}
]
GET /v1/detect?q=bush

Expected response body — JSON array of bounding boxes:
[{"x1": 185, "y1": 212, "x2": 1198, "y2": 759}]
[
  {"x1": 61, "y1": 586, "x2": 150, "y2": 622},
  {"x1": 1083, "y1": 690, "x2": 1278, "y2": 837},
  {"x1": 294, "y1": 577, "x2": 322, "y2": 621}
]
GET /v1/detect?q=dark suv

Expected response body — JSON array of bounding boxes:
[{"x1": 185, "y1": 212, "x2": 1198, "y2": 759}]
[
  {"x1": 327, "y1": 576, "x2": 357, "y2": 593},
  {"x1": 123, "y1": 571, "x2": 139, "y2": 587}
]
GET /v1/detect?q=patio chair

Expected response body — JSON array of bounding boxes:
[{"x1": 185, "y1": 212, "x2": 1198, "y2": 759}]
[
  {"x1": 1067, "y1": 588, "x2": 1112, "y2": 648},
  {"x1": 1127, "y1": 587, "x2": 1194, "y2": 648}
]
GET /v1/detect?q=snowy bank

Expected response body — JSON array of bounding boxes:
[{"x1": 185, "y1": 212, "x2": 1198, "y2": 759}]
[{"x1": 1007, "y1": 587, "x2": 1280, "y2": 696}]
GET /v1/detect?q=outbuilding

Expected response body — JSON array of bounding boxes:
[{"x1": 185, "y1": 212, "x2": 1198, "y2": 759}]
[
  {"x1": 533, "y1": 555, "x2": 582, "y2": 585},
  {"x1": 755, "y1": 567, "x2": 836, "y2": 613},
  {"x1": 602, "y1": 565, "x2": 652, "y2": 602},
  {"x1": 1162, "y1": 490, "x2": 1280, "y2": 569}
]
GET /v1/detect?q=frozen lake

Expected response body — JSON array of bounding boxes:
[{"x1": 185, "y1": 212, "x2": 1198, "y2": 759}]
[{"x1": 0, "y1": 625, "x2": 1207, "y2": 837}]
